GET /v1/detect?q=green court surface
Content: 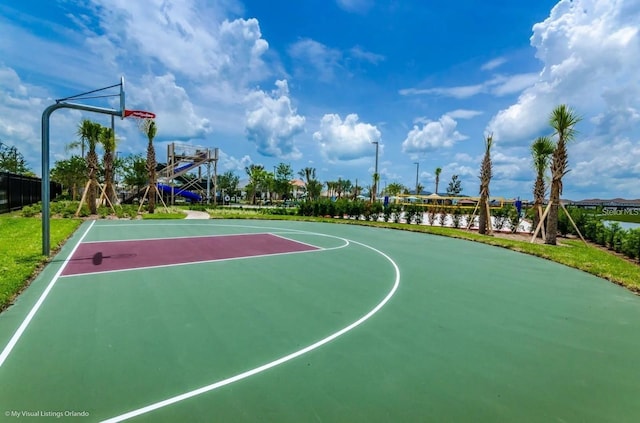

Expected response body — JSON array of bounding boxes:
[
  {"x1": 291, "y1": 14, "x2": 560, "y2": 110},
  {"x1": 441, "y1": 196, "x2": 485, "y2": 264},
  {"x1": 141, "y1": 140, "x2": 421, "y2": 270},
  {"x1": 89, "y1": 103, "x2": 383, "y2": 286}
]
[{"x1": 1, "y1": 220, "x2": 639, "y2": 422}]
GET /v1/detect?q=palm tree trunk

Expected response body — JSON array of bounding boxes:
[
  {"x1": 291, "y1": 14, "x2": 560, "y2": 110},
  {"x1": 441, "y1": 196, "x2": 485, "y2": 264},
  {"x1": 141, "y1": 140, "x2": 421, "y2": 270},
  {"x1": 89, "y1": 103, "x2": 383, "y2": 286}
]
[{"x1": 545, "y1": 182, "x2": 560, "y2": 245}]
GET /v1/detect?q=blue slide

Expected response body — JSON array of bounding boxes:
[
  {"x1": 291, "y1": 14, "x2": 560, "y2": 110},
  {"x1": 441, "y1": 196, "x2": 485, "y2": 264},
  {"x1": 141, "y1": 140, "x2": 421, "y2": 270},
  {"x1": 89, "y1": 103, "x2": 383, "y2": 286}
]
[{"x1": 157, "y1": 184, "x2": 202, "y2": 202}]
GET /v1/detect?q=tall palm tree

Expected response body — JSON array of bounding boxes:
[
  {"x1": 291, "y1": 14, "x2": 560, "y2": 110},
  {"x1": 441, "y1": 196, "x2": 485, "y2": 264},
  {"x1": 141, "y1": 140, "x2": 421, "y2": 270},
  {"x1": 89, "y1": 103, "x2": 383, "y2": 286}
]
[
  {"x1": 69, "y1": 119, "x2": 94, "y2": 158},
  {"x1": 434, "y1": 167, "x2": 442, "y2": 195},
  {"x1": 531, "y1": 136, "x2": 555, "y2": 237},
  {"x1": 545, "y1": 105, "x2": 581, "y2": 245},
  {"x1": 478, "y1": 134, "x2": 493, "y2": 235},
  {"x1": 145, "y1": 120, "x2": 158, "y2": 213},
  {"x1": 82, "y1": 120, "x2": 101, "y2": 214},
  {"x1": 298, "y1": 167, "x2": 316, "y2": 200},
  {"x1": 100, "y1": 126, "x2": 117, "y2": 205}
]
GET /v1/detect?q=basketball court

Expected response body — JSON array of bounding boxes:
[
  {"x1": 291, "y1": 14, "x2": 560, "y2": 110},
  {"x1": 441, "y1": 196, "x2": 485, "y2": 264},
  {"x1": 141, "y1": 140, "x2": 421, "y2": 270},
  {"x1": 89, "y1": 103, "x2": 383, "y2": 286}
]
[{"x1": 1, "y1": 219, "x2": 639, "y2": 422}]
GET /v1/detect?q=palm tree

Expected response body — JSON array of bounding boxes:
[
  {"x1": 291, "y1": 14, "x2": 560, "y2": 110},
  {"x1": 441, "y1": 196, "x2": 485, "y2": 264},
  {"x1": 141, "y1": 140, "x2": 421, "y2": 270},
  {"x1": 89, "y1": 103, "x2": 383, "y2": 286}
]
[
  {"x1": 145, "y1": 120, "x2": 158, "y2": 213},
  {"x1": 434, "y1": 167, "x2": 442, "y2": 195},
  {"x1": 298, "y1": 167, "x2": 317, "y2": 200},
  {"x1": 531, "y1": 136, "x2": 555, "y2": 237},
  {"x1": 70, "y1": 119, "x2": 94, "y2": 158},
  {"x1": 100, "y1": 126, "x2": 117, "y2": 206},
  {"x1": 82, "y1": 120, "x2": 101, "y2": 214},
  {"x1": 478, "y1": 134, "x2": 493, "y2": 235},
  {"x1": 545, "y1": 105, "x2": 581, "y2": 245}
]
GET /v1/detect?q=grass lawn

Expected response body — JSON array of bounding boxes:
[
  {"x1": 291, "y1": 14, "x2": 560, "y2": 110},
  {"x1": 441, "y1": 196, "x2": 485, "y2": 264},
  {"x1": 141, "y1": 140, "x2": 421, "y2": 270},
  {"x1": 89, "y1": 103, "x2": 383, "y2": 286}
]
[
  {"x1": 0, "y1": 214, "x2": 81, "y2": 311},
  {"x1": 601, "y1": 213, "x2": 640, "y2": 224}
]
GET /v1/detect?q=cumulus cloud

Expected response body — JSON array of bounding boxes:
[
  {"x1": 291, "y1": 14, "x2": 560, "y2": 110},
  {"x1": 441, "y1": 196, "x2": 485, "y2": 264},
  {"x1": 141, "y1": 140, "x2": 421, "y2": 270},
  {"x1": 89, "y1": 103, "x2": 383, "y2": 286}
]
[
  {"x1": 401, "y1": 115, "x2": 468, "y2": 154},
  {"x1": 245, "y1": 80, "x2": 305, "y2": 159},
  {"x1": 313, "y1": 113, "x2": 381, "y2": 162},
  {"x1": 488, "y1": 0, "x2": 640, "y2": 144},
  {"x1": 131, "y1": 73, "x2": 211, "y2": 140}
]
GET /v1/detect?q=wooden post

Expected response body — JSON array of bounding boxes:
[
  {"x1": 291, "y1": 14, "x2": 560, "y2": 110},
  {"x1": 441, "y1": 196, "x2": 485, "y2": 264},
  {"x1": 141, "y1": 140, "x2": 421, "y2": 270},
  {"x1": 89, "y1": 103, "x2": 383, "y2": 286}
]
[
  {"x1": 74, "y1": 180, "x2": 92, "y2": 217},
  {"x1": 560, "y1": 203, "x2": 588, "y2": 245},
  {"x1": 530, "y1": 202, "x2": 553, "y2": 243}
]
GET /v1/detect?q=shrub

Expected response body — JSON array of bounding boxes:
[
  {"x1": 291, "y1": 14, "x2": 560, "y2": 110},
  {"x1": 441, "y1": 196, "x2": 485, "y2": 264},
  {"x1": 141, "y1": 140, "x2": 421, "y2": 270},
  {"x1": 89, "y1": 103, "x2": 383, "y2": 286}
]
[{"x1": 451, "y1": 207, "x2": 462, "y2": 228}]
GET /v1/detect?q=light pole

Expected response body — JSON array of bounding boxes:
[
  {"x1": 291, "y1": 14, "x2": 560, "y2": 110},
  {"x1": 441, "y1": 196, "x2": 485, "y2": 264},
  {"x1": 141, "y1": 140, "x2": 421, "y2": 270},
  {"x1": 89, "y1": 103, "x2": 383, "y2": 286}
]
[
  {"x1": 414, "y1": 162, "x2": 419, "y2": 195},
  {"x1": 372, "y1": 141, "x2": 379, "y2": 202}
]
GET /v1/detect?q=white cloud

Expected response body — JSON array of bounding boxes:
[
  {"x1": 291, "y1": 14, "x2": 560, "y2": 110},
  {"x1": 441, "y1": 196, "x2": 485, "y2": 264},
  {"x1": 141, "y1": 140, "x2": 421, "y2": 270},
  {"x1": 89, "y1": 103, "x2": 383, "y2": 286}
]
[
  {"x1": 481, "y1": 57, "x2": 507, "y2": 71},
  {"x1": 402, "y1": 115, "x2": 468, "y2": 153},
  {"x1": 445, "y1": 109, "x2": 483, "y2": 120},
  {"x1": 399, "y1": 73, "x2": 538, "y2": 99},
  {"x1": 86, "y1": 1, "x2": 269, "y2": 83},
  {"x1": 349, "y1": 46, "x2": 385, "y2": 64},
  {"x1": 288, "y1": 38, "x2": 342, "y2": 82},
  {"x1": 488, "y1": 0, "x2": 640, "y2": 144},
  {"x1": 218, "y1": 150, "x2": 252, "y2": 173},
  {"x1": 131, "y1": 73, "x2": 211, "y2": 140},
  {"x1": 313, "y1": 113, "x2": 381, "y2": 162},
  {"x1": 245, "y1": 80, "x2": 305, "y2": 159}
]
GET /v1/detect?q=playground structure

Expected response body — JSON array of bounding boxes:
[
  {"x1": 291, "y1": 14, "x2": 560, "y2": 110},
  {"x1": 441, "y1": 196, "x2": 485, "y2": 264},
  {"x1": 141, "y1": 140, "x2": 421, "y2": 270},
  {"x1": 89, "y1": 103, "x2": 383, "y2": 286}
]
[{"x1": 157, "y1": 142, "x2": 219, "y2": 205}]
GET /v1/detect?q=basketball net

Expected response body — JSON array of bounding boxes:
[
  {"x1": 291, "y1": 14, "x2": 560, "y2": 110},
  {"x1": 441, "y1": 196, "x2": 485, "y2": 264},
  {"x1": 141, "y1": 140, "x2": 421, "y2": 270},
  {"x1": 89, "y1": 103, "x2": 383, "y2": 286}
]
[{"x1": 136, "y1": 117, "x2": 155, "y2": 136}]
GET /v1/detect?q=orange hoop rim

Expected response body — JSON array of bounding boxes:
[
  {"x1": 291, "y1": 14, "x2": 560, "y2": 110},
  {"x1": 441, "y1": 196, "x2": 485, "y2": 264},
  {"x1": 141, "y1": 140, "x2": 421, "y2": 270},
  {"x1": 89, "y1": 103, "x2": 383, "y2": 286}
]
[{"x1": 124, "y1": 109, "x2": 156, "y2": 119}]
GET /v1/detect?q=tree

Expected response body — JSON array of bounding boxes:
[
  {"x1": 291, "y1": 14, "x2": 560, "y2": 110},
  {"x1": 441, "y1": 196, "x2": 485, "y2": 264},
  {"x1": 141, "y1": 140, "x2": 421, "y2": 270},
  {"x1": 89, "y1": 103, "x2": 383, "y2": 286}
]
[
  {"x1": 416, "y1": 183, "x2": 424, "y2": 196},
  {"x1": 0, "y1": 142, "x2": 33, "y2": 175},
  {"x1": 245, "y1": 164, "x2": 266, "y2": 204},
  {"x1": 274, "y1": 163, "x2": 294, "y2": 200},
  {"x1": 79, "y1": 119, "x2": 102, "y2": 214},
  {"x1": 218, "y1": 170, "x2": 240, "y2": 198},
  {"x1": 446, "y1": 174, "x2": 462, "y2": 196},
  {"x1": 121, "y1": 154, "x2": 147, "y2": 192},
  {"x1": 100, "y1": 126, "x2": 117, "y2": 205},
  {"x1": 434, "y1": 167, "x2": 442, "y2": 195},
  {"x1": 386, "y1": 182, "x2": 406, "y2": 197},
  {"x1": 478, "y1": 134, "x2": 493, "y2": 235},
  {"x1": 70, "y1": 119, "x2": 94, "y2": 159},
  {"x1": 50, "y1": 156, "x2": 86, "y2": 200},
  {"x1": 531, "y1": 136, "x2": 555, "y2": 236},
  {"x1": 371, "y1": 172, "x2": 380, "y2": 202},
  {"x1": 145, "y1": 120, "x2": 158, "y2": 213},
  {"x1": 298, "y1": 167, "x2": 322, "y2": 201},
  {"x1": 545, "y1": 104, "x2": 581, "y2": 245}
]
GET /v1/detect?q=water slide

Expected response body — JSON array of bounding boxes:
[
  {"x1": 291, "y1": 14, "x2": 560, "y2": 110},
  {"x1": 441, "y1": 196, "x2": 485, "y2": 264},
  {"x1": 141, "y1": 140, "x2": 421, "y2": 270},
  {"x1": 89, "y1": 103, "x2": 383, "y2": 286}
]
[{"x1": 157, "y1": 184, "x2": 202, "y2": 202}]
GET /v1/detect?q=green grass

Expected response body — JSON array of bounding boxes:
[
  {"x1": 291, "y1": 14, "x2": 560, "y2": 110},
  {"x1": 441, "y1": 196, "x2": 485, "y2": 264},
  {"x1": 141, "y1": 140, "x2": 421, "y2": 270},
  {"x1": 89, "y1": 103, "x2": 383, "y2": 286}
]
[
  {"x1": 141, "y1": 212, "x2": 186, "y2": 219},
  {"x1": 207, "y1": 209, "x2": 640, "y2": 294},
  {"x1": 0, "y1": 214, "x2": 81, "y2": 311}
]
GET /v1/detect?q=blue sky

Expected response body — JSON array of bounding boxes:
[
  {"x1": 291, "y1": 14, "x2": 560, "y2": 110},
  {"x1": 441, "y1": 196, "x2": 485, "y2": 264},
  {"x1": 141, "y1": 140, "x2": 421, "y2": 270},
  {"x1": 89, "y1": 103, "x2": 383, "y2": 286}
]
[{"x1": 1, "y1": 0, "x2": 639, "y2": 199}]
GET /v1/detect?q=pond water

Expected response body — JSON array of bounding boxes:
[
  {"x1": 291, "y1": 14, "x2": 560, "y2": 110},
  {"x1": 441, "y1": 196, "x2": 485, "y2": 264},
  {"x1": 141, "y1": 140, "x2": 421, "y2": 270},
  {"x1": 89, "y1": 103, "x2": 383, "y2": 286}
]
[{"x1": 602, "y1": 220, "x2": 640, "y2": 230}]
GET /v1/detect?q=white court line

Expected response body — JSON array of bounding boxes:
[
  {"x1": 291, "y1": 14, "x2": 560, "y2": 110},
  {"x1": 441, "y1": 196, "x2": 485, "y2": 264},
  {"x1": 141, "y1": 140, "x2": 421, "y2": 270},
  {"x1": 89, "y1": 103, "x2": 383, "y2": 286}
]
[
  {"x1": 0, "y1": 220, "x2": 96, "y2": 368},
  {"x1": 269, "y1": 232, "x2": 347, "y2": 250},
  {"x1": 59, "y1": 236, "x2": 349, "y2": 279},
  {"x1": 101, "y1": 236, "x2": 399, "y2": 423}
]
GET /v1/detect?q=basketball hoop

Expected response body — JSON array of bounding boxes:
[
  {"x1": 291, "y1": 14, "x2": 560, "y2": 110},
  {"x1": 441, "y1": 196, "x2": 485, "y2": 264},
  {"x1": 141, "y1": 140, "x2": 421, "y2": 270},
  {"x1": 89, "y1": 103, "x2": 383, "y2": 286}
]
[{"x1": 124, "y1": 109, "x2": 156, "y2": 134}]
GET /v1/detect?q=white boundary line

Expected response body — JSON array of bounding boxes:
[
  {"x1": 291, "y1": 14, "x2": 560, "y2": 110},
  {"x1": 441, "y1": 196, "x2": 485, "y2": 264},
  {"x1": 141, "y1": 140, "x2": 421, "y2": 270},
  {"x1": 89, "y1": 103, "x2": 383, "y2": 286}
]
[
  {"x1": 81, "y1": 231, "x2": 270, "y2": 244},
  {"x1": 0, "y1": 220, "x2": 96, "y2": 368},
  {"x1": 101, "y1": 234, "x2": 399, "y2": 423}
]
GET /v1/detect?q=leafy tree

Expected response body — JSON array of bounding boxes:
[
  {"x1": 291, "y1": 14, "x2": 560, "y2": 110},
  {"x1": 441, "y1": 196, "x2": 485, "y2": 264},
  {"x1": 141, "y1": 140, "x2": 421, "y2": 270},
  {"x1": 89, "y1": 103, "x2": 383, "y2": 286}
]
[
  {"x1": 0, "y1": 142, "x2": 33, "y2": 175},
  {"x1": 478, "y1": 134, "x2": 493, "y2": 235},
  {"x1": 531, "y1": 136, "x2": 555, "y2": 236},
  {"x1": 50, "y1": 156, "x2": 86, "y2": 200},
  {"x1": 121, "y1": 154, "x2": 147, "y2": 191},
  {"x1": 446, "y1": 174, "x2": 462, "y2": 196},
  {"x1": 416, "y1": 183, "x2": 424, "y2": 195},
  {"x1": 434, "y1": 167, "x2": 442, "y2": 195},
  {"x1": 274, "y1": 162, "x2": 294, "y2": 199},
  {"x1": 145, "y1": 120, "x2": 158, "y2": 213},
  {"x1": 245, "y1": 164, "x2": 266, "y2": 204},
  {"x1": 545, "y1": 105, "x2": 581, "y2": 245},
  {"x1": 218, "y1": 170, "x2": 240, "y2": 198}
]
